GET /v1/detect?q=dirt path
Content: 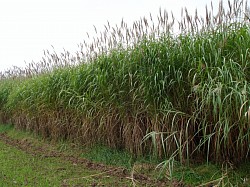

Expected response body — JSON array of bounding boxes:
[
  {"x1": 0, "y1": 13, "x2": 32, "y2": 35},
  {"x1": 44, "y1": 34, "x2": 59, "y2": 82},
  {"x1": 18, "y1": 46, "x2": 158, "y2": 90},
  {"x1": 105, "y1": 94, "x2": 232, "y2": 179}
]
[{"x1": 0, "y1": 132, "x2": 178, "y2": 187}]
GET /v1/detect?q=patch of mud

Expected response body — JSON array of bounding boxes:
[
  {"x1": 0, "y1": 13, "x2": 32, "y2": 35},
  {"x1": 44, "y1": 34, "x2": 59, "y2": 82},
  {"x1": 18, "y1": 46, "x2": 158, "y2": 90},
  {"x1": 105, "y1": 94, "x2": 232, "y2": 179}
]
[{"x1": 0, "y1": 132, "x2": 183, "y2": 186}]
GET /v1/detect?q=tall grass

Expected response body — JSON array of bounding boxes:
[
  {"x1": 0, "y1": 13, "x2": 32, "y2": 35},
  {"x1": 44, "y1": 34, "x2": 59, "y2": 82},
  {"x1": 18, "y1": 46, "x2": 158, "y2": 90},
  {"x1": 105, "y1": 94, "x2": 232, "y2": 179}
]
[{"x1": 0, "y1": 0, "x2": 249, "y2": 164}]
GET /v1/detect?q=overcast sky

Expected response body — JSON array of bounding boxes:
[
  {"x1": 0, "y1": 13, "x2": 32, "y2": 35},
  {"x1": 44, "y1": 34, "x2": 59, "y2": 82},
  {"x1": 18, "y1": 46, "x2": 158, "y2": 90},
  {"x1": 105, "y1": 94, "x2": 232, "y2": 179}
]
[{"x1": 0, "y1": 0, "x2": 219, "y2": 72}]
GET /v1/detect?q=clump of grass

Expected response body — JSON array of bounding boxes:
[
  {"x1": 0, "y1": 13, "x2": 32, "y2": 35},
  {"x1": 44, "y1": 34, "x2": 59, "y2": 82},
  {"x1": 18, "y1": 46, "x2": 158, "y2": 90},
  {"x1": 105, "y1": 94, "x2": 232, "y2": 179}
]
[{"x1": 0, "y1": 0, "x2": 249, "y2": 167}]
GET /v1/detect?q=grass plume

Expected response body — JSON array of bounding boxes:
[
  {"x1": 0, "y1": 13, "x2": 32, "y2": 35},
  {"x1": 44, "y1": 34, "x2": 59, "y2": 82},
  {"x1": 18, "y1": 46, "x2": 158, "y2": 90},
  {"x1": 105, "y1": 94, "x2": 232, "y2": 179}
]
[{"x1": 0, "y1": 0, "x2": 249, "y2": 165}]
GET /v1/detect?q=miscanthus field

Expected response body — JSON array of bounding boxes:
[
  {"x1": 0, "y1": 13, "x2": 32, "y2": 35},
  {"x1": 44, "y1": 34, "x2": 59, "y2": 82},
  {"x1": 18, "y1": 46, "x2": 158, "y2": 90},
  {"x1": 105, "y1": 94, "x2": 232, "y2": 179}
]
[{"x1": 0, "y1": 0, "x2": 249, "y2": 168}]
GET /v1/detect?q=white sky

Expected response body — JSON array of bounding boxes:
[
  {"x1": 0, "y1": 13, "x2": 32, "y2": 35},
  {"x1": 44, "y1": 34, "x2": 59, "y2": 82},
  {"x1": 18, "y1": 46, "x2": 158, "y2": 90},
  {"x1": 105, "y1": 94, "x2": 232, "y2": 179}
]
[{"x1": 0, "y1": 0, "x2": 218, "y2": 72}]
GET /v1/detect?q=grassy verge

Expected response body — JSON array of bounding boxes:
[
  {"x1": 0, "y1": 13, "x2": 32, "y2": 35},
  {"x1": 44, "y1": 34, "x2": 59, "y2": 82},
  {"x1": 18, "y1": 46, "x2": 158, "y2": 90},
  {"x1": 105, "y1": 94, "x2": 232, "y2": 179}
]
[
  {"x1": 0, "y1": 124, "x2": 249, "y2": 186},
  {"x1": 0, "y1": 142, "x2": 123, "y2": 187},
  {"x1": 0, "y1": 125, "x2": 133, "y2": 187}
]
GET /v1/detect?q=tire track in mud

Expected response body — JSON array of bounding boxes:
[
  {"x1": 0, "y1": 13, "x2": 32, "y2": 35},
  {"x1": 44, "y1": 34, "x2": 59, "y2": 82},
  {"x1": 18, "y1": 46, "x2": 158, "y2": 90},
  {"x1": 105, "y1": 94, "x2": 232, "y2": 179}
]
[{"x1": 0, "y1": 132, "x2": 179, "y2": 187}]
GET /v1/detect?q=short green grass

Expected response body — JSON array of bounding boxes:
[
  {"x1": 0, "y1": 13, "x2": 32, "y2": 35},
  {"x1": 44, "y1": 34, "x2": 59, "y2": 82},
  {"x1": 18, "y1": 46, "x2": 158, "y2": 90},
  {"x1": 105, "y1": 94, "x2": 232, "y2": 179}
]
[
  {"x1": 172, "y1": 162, "x2": 250, "y2": 186},
  {"x1": 0, "y1": 124, "x2": 249, "y2": 186},
  {"x1": 0, "y1": 125, "x2": 134, "y2": 187},
  {"x1": 0, "y1": 141, "x2": 135, "y2": 187}
]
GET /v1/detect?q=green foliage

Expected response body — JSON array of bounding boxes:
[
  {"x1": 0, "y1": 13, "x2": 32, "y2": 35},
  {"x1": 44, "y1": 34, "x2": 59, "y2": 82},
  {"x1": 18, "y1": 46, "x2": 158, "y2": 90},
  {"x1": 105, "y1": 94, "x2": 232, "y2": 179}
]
[{"x1": 0, "y1": 0, "x2": 249, "y2": 166}]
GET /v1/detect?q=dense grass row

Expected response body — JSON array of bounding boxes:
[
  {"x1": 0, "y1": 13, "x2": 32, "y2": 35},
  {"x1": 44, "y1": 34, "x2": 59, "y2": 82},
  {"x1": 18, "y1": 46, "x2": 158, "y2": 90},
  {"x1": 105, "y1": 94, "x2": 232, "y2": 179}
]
[{"x1": 0, "y1": 1, "x2": 250, "y2": 164}]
